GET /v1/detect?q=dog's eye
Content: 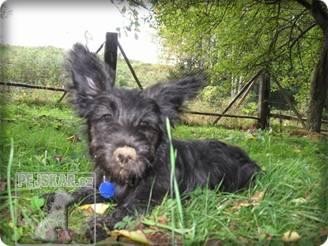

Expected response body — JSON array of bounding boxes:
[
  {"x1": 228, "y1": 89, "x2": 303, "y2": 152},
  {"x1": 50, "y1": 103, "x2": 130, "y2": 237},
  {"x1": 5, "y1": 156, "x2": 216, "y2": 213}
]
[
  {"x1": 99, "y1": 114, "x2": 112, "y2": 121},
  {"x1": 139, "y1": 121, "x2": 158, "y2": 133},
  {"x1": 139, "y1": 121, "x2": 149, "y2": 128}
]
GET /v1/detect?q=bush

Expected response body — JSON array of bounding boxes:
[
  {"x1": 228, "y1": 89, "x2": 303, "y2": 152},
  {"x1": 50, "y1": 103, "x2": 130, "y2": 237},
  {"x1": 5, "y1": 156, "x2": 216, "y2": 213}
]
[
  {"x1": 1, "y1": 45, "x2": 65, "y2": 87},
  {"x1": 0, "y1": 45, "x2": 172, "y2": 88}
]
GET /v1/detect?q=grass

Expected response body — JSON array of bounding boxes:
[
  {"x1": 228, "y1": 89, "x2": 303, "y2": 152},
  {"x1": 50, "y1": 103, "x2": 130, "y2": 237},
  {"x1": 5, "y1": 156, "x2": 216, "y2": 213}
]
[
  {"x1": 166, "y1": 117, "x2": 185, "y2": 244},
  {"x1": 0, "y1": 93, "x2": 327, "y2": 245},
  {"x1": 148, "y1": 126, "x2": 328, "y2": 244}
]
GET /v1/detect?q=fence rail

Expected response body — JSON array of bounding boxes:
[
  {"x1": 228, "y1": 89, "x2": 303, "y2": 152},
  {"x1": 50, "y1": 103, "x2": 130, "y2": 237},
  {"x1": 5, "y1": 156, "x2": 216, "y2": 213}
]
[
  {"x1": 0, "y1": 81, "x2": 65, "y2": 92},
  {"x1": 184, "y1": 110, "x2": 259, "y2": 120},
  {"x1": 2, "y1": 81, "x2": 327, "y2": 126}
]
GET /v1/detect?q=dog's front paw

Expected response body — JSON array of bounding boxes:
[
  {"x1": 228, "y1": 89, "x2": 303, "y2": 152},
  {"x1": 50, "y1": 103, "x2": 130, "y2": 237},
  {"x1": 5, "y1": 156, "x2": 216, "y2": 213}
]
[
  {"x1": 86, "y1": 216, "x2": 115, "y2": 242},
  {"x1": 42, "y1": 191, "x2": 74, "y2": 212},
  {"x1": 42, "y1": 192, "x2": 57, "y2": 212}
]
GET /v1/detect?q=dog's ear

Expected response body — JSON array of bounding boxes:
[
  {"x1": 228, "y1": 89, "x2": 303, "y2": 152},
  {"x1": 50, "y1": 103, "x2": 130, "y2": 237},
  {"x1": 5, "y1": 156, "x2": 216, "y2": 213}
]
[
  {"x1": 144, "y1": 75, "x2": 205, "y2": 121},
  {"x1": 66, "y1": 43, "x2": 113, "y2": 117}
]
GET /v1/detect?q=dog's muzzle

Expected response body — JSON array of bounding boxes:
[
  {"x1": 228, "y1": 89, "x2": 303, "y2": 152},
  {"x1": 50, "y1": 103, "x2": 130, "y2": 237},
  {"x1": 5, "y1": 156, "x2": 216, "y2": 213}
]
[{"x1": 113, "y1": 146, "x2": 137, "y2": 166}]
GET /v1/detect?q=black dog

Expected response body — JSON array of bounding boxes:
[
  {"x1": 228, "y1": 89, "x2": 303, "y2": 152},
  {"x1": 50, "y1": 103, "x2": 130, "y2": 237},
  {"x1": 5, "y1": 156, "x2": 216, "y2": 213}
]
[{"x1": 65, "y1": 43, "x2": 260, "y2": 241}]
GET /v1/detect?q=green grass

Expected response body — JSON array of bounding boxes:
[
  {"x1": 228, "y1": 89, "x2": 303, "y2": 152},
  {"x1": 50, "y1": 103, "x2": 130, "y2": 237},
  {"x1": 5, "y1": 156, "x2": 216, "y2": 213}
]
[
  {"x1": 0, "y1": 95, "x2": 327, "y2": 245},
  {"x1": 147, "y1": 126, "x2": 328, "y2": 245}
]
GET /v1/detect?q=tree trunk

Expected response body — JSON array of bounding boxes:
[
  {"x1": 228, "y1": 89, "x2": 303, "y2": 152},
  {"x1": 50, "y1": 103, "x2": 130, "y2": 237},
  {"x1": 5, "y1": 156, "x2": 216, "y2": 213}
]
[
  {"x1": 307, "y1": 31, "x2": 328, "y2": 132},
  {"x1": 257, "y1": 70, "x2": 271, "y2": 130}
]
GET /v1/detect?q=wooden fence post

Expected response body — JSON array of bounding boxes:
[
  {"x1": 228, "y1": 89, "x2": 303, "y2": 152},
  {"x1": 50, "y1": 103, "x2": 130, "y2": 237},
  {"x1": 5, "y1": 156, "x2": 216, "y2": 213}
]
[
  {"x1": 257, "y1": 70, "x2": 271, "y2": 129},
  {"x1": 104, "y1": 32, "x2": 118, "y2": 85}
]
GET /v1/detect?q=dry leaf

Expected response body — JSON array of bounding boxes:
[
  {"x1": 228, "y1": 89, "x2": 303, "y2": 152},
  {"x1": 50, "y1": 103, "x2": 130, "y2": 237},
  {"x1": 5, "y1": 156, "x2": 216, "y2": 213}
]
[
  {"x1": 111, "y1": 229, "x2": 150, "y2": 245},
  {"x1": 157, "y1": 215, "x2": 168, "y2": 225},
  {"x1": 232, "y1": 191, "x2": 265, "y2": 210},
  {"x1": 282, "y1": 231, "x2": 301, "y2": 242},
  {"x1": 66, "y1": 135, "x2": 80, "y2": 143},
  {"x1": 232, "y1": 200, "x2": 252, "y2": 210},
  {"x1": 54, "y1": 155, "x2": 64, "y2": 162},
  {"x1": 78, "y1": 203, "x2": 110, "y2": 215},
  {"x1": 291, "y1": 197, "x2": 307, "y2": 205},
  {"x1": 250, "y1": 191, "x2": 265, "y2": 203}
]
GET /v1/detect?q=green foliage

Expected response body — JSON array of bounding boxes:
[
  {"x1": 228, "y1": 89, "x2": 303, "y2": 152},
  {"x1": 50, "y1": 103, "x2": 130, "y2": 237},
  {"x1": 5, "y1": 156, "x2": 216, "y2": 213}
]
[
  {"x1": 241, "y1": 101, "x2": 257, "y2": 115},
  {"x1": 114, "y1": 216, "x2": 137, "y2": 230},
  {"x1": 115, "y1": 59, "x2": 171, "y2": 88},
  {"x1": 154, "y1": 1, "x2": 322, "y2": 107},
  {"x1": 1, "y1": 45, "x2": 64, "y2": 86},
  {"x1": 200, "y1": 85, "x2": 228, "y2": 104},
  {"x1": 0, "y1": 45, "x2": 171, "y2": 88},
  {"x1": 30, "y1": 196, "x2": 45, "y2": 211}
]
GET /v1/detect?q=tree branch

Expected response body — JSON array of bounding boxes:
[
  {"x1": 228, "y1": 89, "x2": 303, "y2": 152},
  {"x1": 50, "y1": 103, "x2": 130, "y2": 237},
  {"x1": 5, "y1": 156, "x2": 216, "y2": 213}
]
[
  {"x1": 128, "y1": 0, "x2": 149, "y2": 10},
  {"x1": 207, "y1": 2, "x2": 232, "y2": 34},
  {"x1": 296, "y1": 0, "x2": 328, "y2": 31},
  {"x1": 261, "y1": 0, "x2": 281, "y2": 4},
  {"x1": 289, "y1": 22, "x2": 317, "y2": 49},
  {"x1": 295, "y1": 0, "x2": 312, "y2": 10},
  {"x1": 272, "y1": 21, "x2": 317, "y2": 53}
]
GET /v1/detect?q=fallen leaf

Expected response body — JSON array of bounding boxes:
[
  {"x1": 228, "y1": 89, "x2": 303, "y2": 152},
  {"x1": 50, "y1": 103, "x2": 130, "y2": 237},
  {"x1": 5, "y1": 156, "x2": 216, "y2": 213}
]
[
  {"x1": 111, "y1": 229, "x2": 150, "y2": 245},
  {"x1": 232, "y1": 200, "x2": 252, "y2": 210},
  {"x1": 282, "y1": 231, "x2": 301, "y2": 242},
  {"x1": 78, "y1": 205, "x2": 94, "y2": 216},
  {"x1": 78, "y1": 203, "x2": 110, "y2": 215},
  {"x1": 67, "y1": 135, "x2": 80, "y2": 143},
  {"x1": 231, "y1": 191, "x2": 265, "y2": 210},
  {"x1": 250, "y1": 191, "x2": 265, "y2": 203},
  {"x1": 291, "y1": 197, "x2": 307, "y2": 205},
  {"x1": 54, "y1": 155, "x2": 64, "y2": 162},
  {"x1": 157, "y1": 215, "x2": 168, "y2": 225}
]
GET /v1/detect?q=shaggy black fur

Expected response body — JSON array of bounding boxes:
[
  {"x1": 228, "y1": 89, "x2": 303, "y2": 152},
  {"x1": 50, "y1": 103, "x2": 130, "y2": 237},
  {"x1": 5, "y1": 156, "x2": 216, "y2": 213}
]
[{"x1": 65, "y1": 43, "x2": 260, "y2": 241}]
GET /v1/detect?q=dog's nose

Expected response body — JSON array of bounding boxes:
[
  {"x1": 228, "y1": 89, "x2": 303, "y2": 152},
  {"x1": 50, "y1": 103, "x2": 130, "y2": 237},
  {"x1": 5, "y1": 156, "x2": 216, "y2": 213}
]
[{"x1": 113, "y1": 146, "x2": 137, "y2": 165}]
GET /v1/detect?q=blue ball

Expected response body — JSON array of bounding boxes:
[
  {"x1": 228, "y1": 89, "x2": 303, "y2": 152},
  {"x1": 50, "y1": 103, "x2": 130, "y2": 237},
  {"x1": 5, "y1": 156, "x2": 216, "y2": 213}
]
[{"x1": 99, "y1": 181, "x2": 116, "y2": 199}]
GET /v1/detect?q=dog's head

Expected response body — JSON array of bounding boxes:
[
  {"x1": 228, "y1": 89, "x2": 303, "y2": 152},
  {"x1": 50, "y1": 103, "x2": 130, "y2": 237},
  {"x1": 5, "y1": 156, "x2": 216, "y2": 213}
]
[{"x1": 67, "y1": 43, "x2": 204, "y2": 185}]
